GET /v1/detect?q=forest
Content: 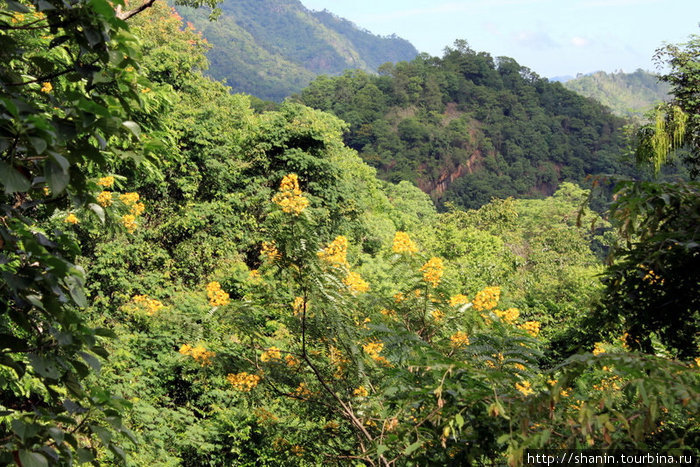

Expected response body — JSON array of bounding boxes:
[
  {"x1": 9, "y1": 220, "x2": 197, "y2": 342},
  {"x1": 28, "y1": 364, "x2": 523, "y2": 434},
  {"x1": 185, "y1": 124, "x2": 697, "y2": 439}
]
[{"x1": 0, "y1": 1, "x2": 698, "y2": 466}]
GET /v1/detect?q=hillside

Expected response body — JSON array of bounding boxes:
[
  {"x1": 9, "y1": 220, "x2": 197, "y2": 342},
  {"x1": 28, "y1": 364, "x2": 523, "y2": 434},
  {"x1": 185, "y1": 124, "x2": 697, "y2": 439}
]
[
  {"x1": 294, "y1": 42, "x2": 633, "y2": 209},
  {"x1": 563, "y1": 69, "x2": 670, "y2": 119},
  {"x1": 176, "y1": 0, "x2": 418, "y2": 101}
]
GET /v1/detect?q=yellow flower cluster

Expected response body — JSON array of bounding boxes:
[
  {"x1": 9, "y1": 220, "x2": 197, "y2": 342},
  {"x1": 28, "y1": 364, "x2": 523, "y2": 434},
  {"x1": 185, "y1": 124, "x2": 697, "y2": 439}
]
[
  {"x1": 430, "y1": 309, "x2": 444, "y2": 322},
  {"x1": 293, "y1": 296, "x2": 306, "y2": 316},
  {"x1": 260, "y1": 346, "x2": 282, "y2": 362},
  {"x1": 450, "y1": 331, "x2": 470, "y2": 347},
  {"x1": 363, "y1": 341, "x2": 389, "y2": 365},
  {"x1": 472, "y1": 286, "x2": 500, "y2": 311},
  {"x1": 519, "y1": 321, "x2": 541, "y2": 337},
  {"x1": 344, "y1": 271, "x2": 369, "y2": 294},
  {"x1": 133, "y1": 294, "x2": 164, "y2": 315},
  {"x1": 494, "y1": 308, "x2": 520, "y2": 324},
  {"x1": 64, "y1": 213, "x2": 79, "y2": 224},
  {"x1": 261, "y1": 241, "x2": 281, "y2": 261},
  {"x1": 285, "y1": 354, "x2": 300, "y2": 367},
  {"x1": 272, "y1": 174, "x2": 309, "y2": 215},
  {"x1": 40, "y1": 82, "x2": 52, "y2": 93},
  {"x1": 227, "y1": 372, "x2": 261, "y2": 391},
  {"x1": 353, "y1": 386, "x2": 369, "y2": 397},
  {"x1": 420, "y1": 257, "x2": 444, "y2": 287},
  {"x1": 97, "y1": 191, "x2": 113, "y2": 207},
  {"x1": 179, "y1": 344, "x2": 215, "y2": 366},
  {"x1": 318, "y1": 235, "x2": 349, "y2": 267},
  {"x1": 97, "y1": 176, "x2": 115, "y2": 188},
  {"x1": 206, "y1": 281, "x2": 230, "y2": 307},
  {"x1": 592, "y1": 342, "x2": 606, "y2": 355},
  {"x1": 593, "y1": 375, "x2": 622, "y2": 391},
  {"x1": 295, "y1": 382, "x2": 312, "y2": 397},
  {"x1": 392, "y1": 231, "x2": 418, "y2": 254},
  {"x1": 449, "y1": 294, "x2": 469, "y2": 307},
  {"x1": 329, "y1": 346, "x2": 349, "y2": 378},
  {"x1": 380, "y1": 308, "x2": 397, "y2": 318},
  {"x1": 120, "y1": 192, "x2": 139, "y2": 205},
  {"x1": 515, "y1": 380, "x2": 534, "y2": 396},
  {"x1": 122, "y1": 214, "x2": 137, "y2": 233}
]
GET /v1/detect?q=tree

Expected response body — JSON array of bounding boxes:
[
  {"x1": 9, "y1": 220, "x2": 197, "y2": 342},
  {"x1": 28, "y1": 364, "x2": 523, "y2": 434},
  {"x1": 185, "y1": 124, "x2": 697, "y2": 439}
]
[
  {"x1": 597, "y1": 32, "x2": 700, "y2": 359},
  {"x1": 0, "y1": 0, "x2": 214, "y2": 463}
]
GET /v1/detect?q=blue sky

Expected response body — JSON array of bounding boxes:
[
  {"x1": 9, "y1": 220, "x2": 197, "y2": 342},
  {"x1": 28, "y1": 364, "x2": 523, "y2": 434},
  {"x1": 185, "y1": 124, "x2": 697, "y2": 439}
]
[{"x1": 301, "y1": 0, "x2": 700, "y2": 79}]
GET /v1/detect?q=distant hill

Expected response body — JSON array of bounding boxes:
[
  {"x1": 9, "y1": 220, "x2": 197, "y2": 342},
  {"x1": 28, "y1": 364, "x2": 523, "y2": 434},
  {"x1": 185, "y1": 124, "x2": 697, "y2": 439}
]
[
  {"x1": 294, "y1": 45, "x2": 635, "y2": 209},
  {"x1": 563, "y1": 69, "x2": 670, "y2": 119},
  {"x1": 176, "y1": 0, "x2": 418, "y2": 101}
]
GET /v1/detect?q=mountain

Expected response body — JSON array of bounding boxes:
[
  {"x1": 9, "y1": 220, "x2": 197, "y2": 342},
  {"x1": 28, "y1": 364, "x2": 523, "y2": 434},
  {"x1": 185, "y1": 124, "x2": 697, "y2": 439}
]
[
  {"x1": 563, "y1": 69, "x2": 670, "y2": 119},
  {"x1": 176, "y1": 0, "x2": 418, "y2": 101},
  {"x1": 293, "y1": 44, "x2": 635, "y2": 209}
]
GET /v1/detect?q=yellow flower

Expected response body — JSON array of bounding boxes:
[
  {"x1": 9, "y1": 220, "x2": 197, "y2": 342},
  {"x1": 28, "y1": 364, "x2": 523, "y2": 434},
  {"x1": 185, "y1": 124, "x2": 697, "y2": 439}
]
[
  {"x1": 362, "y1": 341, "x2": 389, "y2": 365},
  {"x1": 392, "y1": 231, "x2": 418, "y2": 254},
  {"x1": 260, "y1": 346, "x2": 282, "y2": 362},
  {"x1": 122, "y1": 214, "x2": 137, "y2": 233},
  {"x1": 318, "y1": 236, "x2": 349, "y2": 267},
  {"x1": 119, "y1": 192, "x2": 139, "y2": 206},
  {"x1": 380, "y1": 308, "x2": 397, "y2": 319},
  {"x1": 695, "y1": 357, "x2": 700, "y2": 368},
  {"x1": 285, "y1": 354, "x2": 300, "y2": 367},
  {"x1": 206, "y1": 281, "x2": 230, "y2": 307},
  {"x1": 97, "y1": 176, "x2": 115, "y2": 188},
  {"x1": 292, "y1": 296, "x2": 306, "y2": 316},
  {"x1": 130, "y1": 202, "x2": 145, "y2": 216},
  {"x1": 430, "y1": 309, "x2": 444, "y2": 322},
  {"x1": 294, "y1": 382, "x2": 312, "y2": 398},
  {"x1": 133, "y1": 294, "x2": 164, "y2": 315},
  {"x1": 179, "y1": 344, "x2": 215, "y2": 366},
  {"x1": 515, "y1": 380, "x2": 534, "y2": 396},
  {"x1": 494, "y1": 308, "x2": 519, "y2": 324},
  {"x1": 272, "y1": 173, "x2": 309, "y2": 215},
  {"x1": 40, "y1": 82, "x2": 52, "y2": 93},
  {"x1": 261, "y1": 241, "x2": 281, "y2": 261},
  {"x1": 472, "y1": 287, "x2": 500, "y2": 311},
  {"x1": 393, "y1": 292, "x2": 405, "y2": 303},
  {"x1": 592, "y1": 342, "x2": 606, "y2": 356},
  {"x1": 227, "y1": 372, "x2": 261, "y2": 391},
  {"x1": 519, "y1": 320, "x2": 541, "y2": 337},
  {"x1": 353, "y1": 386, "x2": 369, "y2": 397},
  {"x1": 450, "y1": 331, "x2": 470, "y2": 347},
  {"x1": 344, "y1": 271, "x2": 369, "y2": 294},
  {"x1": 290, "y1": 445, "x2": 304, "y2": 456},
  {"x1": 249, "y1": 269, "x2": 260, "y2": 279},
  {"x1": 420, "y1": 257, "x2": 444, "y2": 287},
  {"x1": 449, "y1": 294, "x2": 469, "y2": 307},
  {"x1": 64, "y1": 213, "x2": 79, "y2": 224},
  {"x1": 97, "y1": 191, "x2": 113, "y2": 207}
]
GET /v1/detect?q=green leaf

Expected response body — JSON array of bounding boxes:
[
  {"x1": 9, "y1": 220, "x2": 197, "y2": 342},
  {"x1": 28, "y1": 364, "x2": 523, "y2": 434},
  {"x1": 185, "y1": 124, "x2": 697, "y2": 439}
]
[
  {"x1": 88, "y1": 203, "x2": 105, "y2": 223},
  {"x1": 403, "y1": 440, "x2": 423, "y2": 455},
  {"x1": 122, "y1": 121, "x2": 141, "y2": 137},
  {"x1": 79, "y1": 351, "x2": 101, "y2": 373},
  {"x1": 28, "y1": 354, "x2": 60, "y2": 380},
  {"x1": 18, "y1": 450, "x2": 48, "y2": 467},
  {"x1": 0, "y1": 162, "x2": 31, "y2": 193},
  {"x1": 45, "y1": 160, "x2": 69, "y2": 194},
  {"x1": 28, "y1": 137, "x2": 47, "y2": 155},
  {"x1": 377, "y1": 444, "x2": 389, "y2": 456}
]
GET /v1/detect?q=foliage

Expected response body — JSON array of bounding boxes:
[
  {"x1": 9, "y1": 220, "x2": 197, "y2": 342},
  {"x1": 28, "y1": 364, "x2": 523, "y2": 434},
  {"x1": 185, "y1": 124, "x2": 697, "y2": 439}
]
[
  {"x1": 563, "y1": 69, "x2": 670, "y2": 120},
  {"x1": 176, "y1": 0, "x2": 418, "y2": 101},
  {"x1": 2, "y1": 4, "x2": 698, "y2": 466},
  {"x1": 595, "y1": 32, "x2": 700, "y2": 361},
  {"x1": 293, "y1": 42, "x2": 634, "y2": 209}
]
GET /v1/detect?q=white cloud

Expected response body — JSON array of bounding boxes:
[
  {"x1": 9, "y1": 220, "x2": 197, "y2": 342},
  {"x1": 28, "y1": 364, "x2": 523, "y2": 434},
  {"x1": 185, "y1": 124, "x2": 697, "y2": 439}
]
[
  {"x1": 571, "y1": 36, "x2": 589, "y2": 47},
  {"x1": 512, "y1": 30, "x2": 558, "y2": 49}
]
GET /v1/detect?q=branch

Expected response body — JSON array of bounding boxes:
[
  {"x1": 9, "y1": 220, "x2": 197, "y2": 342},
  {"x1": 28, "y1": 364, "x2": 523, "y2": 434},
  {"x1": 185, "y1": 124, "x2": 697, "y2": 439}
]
[{"x1": 115, "y1": 0, "x2": 158, "y2": 21}]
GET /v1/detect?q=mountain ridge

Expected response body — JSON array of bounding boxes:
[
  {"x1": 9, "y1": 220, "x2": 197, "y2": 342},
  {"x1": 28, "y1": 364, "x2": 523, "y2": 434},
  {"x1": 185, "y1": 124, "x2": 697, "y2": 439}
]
[{"x1": 176, "y1": 0, "x2": 418, "y2": 101}]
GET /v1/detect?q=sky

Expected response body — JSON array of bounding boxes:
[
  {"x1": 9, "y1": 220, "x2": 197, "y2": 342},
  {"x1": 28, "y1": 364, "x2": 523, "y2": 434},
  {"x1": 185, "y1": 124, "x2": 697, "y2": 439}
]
[{"x1": 300, "y1": 0, "x2": 700, "y2": 79}]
